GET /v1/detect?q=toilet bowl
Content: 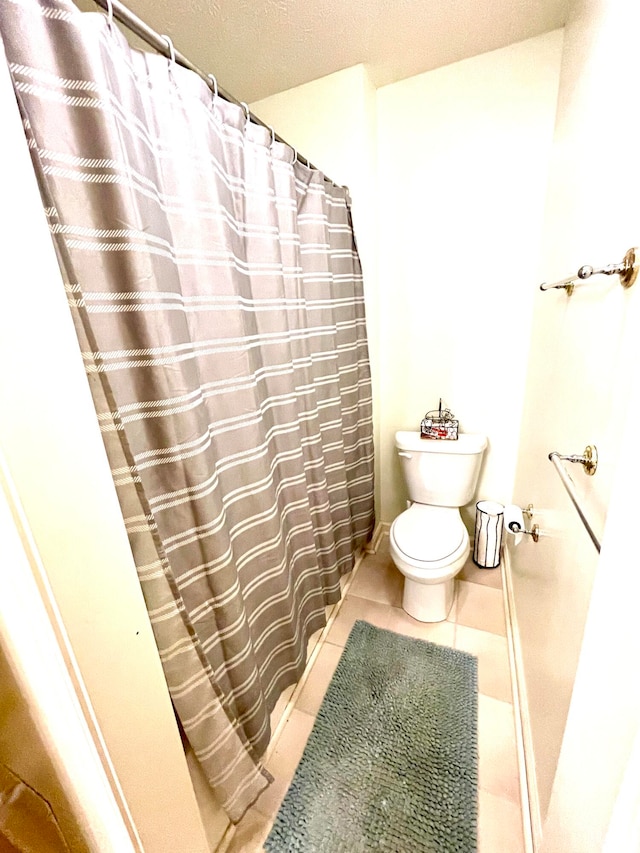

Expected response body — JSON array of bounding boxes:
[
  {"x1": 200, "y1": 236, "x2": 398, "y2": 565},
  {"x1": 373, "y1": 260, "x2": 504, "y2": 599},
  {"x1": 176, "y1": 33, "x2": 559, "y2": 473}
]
[
  {"x1": 390, "y1": 430, "x2": 487, "y2": 622},
  {"x1": 390, "y1": 504, "x2": 470, "y2": 622}
]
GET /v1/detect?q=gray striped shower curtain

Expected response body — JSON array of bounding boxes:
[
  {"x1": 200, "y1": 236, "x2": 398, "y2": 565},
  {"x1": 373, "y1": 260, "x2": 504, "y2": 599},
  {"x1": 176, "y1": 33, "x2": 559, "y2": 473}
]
[{"x1": 0, "y1": 0, "x2": 374, "y2": 821}]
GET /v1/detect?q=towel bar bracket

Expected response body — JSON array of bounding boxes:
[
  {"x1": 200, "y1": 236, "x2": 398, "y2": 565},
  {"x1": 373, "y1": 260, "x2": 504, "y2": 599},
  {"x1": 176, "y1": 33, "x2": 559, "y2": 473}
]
[
  {"x1": 619, "y1": 247, "x2": 639, "y2": 289},
  {"x1": 549, "y1": 445, "x2": 597, "y2": 476},
  {"x1": 548, "y1": 448, "x2": 601, "y2": 552}
]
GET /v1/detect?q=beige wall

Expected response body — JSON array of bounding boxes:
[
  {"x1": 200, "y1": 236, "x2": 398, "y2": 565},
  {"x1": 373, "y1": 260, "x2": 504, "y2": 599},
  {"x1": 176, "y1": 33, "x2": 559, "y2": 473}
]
[
  {"x1": 0, "y1": 51, "x2": 208, "y2": 852},
  {"x1": 510, "y1": 0, "x2": 640, "y2": 839},
  {"x1": 253, "y1": 34, "x2": 563, "y2": 531},
  {"x1": 541, "y1": 375, "x2": 640, "y2": 852},
  {"x1": 376, "y1": 32, "x2": 563, "y2": 527}
]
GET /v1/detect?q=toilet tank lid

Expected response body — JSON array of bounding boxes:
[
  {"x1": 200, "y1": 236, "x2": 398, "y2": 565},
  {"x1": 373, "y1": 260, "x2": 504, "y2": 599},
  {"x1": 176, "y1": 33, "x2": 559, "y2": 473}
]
[{"x1": 395, "y1": 430, "x2": 487, "y2": 454}]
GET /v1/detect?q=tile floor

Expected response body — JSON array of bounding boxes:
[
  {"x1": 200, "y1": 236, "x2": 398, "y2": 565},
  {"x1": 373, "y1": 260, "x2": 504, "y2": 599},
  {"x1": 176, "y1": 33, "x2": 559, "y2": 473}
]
[{"x1": 223, "y1": 533, "x2": 525, "y2": 853}]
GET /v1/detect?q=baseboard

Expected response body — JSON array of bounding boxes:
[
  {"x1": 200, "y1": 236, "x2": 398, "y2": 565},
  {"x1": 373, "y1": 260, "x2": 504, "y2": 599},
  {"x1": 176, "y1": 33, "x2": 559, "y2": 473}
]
[
  {"x1": 501, "y1": 545, "x2": 542, "y2": 853},
  {"x1": 366, "y1": 521, "x2": 389, "y2": 553}
]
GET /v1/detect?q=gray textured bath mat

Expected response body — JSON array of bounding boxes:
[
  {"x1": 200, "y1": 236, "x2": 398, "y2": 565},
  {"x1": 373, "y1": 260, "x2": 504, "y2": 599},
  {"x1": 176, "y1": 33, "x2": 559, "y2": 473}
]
[{"x1": 264, "y1": 620, "x2": 478, "y2": 852}]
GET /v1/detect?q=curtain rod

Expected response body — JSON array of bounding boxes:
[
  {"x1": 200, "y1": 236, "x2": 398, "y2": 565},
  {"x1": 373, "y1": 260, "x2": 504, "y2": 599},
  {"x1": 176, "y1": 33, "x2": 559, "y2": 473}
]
[{"x1": 89, "y1": 0, "x2": 336, "y2": 182}]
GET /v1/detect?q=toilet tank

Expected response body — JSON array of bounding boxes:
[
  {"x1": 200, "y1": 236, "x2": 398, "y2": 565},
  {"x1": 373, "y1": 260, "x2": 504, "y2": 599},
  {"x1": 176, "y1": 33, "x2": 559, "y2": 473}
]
[{"x1": 395, "y1": 430, "x2": 487, "y2": 507}]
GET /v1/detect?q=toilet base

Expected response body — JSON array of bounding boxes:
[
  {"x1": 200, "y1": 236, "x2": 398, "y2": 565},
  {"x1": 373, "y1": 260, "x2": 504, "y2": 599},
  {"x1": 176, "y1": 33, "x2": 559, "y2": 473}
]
[{"x1": 402, "y1": 576, "x2": 455, "y2": 623}]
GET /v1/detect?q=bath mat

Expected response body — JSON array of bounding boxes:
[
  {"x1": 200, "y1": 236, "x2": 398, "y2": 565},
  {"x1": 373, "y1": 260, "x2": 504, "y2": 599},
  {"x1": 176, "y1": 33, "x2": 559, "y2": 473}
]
[{"x1": 264, "y1": 620, "x2": 478, "y2": 852}]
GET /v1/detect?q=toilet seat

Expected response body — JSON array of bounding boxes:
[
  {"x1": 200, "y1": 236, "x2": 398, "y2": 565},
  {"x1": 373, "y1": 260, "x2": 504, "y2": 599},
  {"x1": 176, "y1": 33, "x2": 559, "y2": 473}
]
[
  {"x1": 392, "y1": 504, "x2": 465, "y2": 564},
  {"x1": 389, "y1": 504, "x2": 469, "y2": 584}
]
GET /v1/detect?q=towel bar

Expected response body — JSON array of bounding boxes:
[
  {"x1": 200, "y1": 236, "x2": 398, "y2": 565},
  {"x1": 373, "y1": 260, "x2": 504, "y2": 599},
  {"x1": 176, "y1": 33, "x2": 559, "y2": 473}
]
[
  {"x1": 548, "y1": 449, "x2": 601, "y2": 553},
  {"x1": 540, "y1": 247, "x2": 639, "y2": 295}
]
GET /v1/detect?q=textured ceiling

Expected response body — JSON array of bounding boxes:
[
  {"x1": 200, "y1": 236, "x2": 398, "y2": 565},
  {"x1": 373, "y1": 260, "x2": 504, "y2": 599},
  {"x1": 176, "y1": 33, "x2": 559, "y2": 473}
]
[{"x1": 77, "y1": 0, "x2": 569, "y2": 103}]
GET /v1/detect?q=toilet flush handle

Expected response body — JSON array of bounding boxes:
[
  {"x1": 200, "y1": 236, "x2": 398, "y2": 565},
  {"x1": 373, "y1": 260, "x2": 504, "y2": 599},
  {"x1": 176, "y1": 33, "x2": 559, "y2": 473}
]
[{"x1": 398, "y1": 451, "x2": 412, "y2": 459}]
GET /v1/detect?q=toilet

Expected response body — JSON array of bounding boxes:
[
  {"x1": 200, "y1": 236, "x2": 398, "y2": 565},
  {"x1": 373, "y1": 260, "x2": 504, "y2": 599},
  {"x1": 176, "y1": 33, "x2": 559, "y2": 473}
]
[{"x1": 389, "y1": 430, "x2": 487, "y2": 623}]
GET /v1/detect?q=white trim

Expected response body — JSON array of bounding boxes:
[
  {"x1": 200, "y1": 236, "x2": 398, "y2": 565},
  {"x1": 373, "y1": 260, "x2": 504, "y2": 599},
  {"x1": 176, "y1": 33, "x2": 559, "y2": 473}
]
[{"x1": 501, "y1": 544, "x2": 540, "y2": 853}]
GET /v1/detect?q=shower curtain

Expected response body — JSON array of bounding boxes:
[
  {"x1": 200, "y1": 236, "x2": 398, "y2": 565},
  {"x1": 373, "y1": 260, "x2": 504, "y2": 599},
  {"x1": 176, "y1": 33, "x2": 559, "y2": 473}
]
[{"x1": 0, "y1": 0, "x2": 374, "y2": 821}]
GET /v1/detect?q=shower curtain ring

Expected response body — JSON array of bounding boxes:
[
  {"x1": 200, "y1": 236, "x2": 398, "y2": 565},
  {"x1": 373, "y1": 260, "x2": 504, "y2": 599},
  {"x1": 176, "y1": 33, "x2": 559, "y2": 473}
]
[
  {"x1": 161, "y1": 35, "x2": 176, "y2": 68},
  {"x1": 290, "y1": 146, "x2": 297, "y2": 165},
  {"x1": 105, "y1": 0, "x2": 114, "y2": 28},
  {"x1": 240, "y1": 101, "x2": 251, "y2": 130},
  {"x1": 268, "y1": 126, "x2": 276, "y2": 148},
  {"x1": 208, "y1": 74, "x2": 220, "y2": 120}
]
